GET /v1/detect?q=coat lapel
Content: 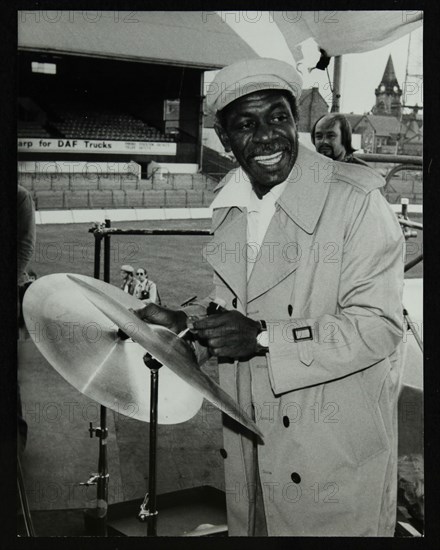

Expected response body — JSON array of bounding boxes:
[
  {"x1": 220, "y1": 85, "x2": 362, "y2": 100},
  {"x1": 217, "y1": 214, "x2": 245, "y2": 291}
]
[
  {"x1": 247, "y1": 145, "x2": 332, "y2": 303},
  {"x1": 204, "y1": 207, "x2": 248, "y2": 307},
  {"x1": 276, "y1": 144, "x2": 333, "y2": 235},
  {"x1": 205, "y1": 145, "x2": 333, "y2": 306},
  {"x1": 247, "y1": 212, "x2": 299, "y2": 303}
]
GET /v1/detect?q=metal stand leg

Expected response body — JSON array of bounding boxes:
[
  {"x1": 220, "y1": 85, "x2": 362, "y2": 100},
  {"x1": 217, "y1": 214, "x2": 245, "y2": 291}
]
[
  {"x1": 138, "y1": 353, "x2": 162, "y2": 536},
  {"x1": 82, "y1": 412, "x2": 109, "y2": 536},
  {"x1": 17, "y1": 453, "x2": 35, "y2": 537},
  {"x1": 83, "y1": 222, "x2": 110, "y2": 536},
  {"x1": 96, "y1": 406, "x2": 109, "y2": 528}
]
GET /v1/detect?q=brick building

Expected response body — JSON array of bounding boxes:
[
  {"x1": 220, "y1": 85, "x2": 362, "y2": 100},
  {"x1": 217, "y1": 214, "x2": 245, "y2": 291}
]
[{"x1": 297, "y1": 87, "x2": 329, "y2": 132}]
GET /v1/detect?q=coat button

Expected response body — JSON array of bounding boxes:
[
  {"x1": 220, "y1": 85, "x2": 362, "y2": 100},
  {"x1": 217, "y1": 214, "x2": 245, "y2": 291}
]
[
  {"x1": 220, "y1": 448, "x2": 228, "y2": 459},
  {"x1": 290, "y1": 472, "x2": 301, "y2": 484},
  {"x1": 288, "y1": 304, "x2": 293, "y2": 316},
  {"x1": 283, "y1": 416, "x2": 290, "y2": 428},
  {"x1": 232, "y1": 297, "x2": 237, "y2": 308}
]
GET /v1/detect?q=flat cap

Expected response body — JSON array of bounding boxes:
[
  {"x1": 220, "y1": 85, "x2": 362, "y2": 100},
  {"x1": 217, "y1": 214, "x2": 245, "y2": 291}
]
[
  {"x1": 206, "y1": 57, "x2": 303, "y2": 114},
  {"x1": 120, "y1": 264, "x2": 134, "y2": 274}
]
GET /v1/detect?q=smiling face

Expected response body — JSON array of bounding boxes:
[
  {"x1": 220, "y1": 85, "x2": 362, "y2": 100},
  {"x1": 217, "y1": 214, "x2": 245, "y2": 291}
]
[
  {"x1": 215, "y1": 90, "x2": 299, "y2": 197},
  {"x1": 313, "y1": 118, "x2": 346, "y2": 161}
]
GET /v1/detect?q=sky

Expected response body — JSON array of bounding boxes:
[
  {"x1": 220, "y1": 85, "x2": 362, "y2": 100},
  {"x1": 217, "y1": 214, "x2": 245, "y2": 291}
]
[
  {"x1": 204, "y1": 16, "x2": 423, "y2": 116},
  {"x1": 328, "y1": 27, "x2": 423, "y2": 114}
]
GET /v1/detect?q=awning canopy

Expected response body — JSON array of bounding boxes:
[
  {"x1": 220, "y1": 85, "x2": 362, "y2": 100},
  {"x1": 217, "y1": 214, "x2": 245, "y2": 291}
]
[
  {"x1": 18, "y1": 10, "x2": 422, "y2": 68},
  {"x1": 274, "y1": 10, "x2": 422, "y2": 57}
]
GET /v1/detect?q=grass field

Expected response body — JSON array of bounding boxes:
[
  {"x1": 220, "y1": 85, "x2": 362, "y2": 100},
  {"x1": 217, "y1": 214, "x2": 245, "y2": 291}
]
[
  {"x1": 32, "y1": 219, "x2": 214, "y2": 309},
  {"x1": 31, "y1": 214, "x2": 423, "y2": 309}
]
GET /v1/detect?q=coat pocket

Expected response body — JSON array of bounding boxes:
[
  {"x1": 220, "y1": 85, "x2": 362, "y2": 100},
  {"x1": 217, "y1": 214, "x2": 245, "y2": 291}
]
[
  {"x1": 341, "y1": 374, "x2": 389, "y2": 466},
  {"x1": 359, "y1": 359, "x2": 391, "y2": 403}
]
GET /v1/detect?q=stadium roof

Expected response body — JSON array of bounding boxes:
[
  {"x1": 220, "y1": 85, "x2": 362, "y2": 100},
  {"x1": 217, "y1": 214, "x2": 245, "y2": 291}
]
[
  {"x1": 18, "y1": 11, "x2": 422, "y2": 69},
  {"x1": 17, "y1": 11, "x2": 257, "y2": 69}
]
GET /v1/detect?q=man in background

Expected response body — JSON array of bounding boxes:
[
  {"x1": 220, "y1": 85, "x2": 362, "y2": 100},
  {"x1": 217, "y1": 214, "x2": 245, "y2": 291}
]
[
  {"x1": 311, "y1": 113, "x2": 369, "y2": 166},
  {"x1": 135, "y1": 268, "x2": 160, "y2": 304},
  {"x1": 120, "y1": 265, "x2": 138, "y2": 295},
  {"x1": 17, "y1": 185, "x2": 36, "y2": 454},
  {"x1": 18, "y1": 185, "x2": 35, "y2": 287}
]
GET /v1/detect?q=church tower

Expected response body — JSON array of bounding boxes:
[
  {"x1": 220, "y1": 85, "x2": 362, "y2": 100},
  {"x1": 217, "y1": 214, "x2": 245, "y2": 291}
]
[{"x1": 372, "y1": 55, "x2": 402, "y2": 118}]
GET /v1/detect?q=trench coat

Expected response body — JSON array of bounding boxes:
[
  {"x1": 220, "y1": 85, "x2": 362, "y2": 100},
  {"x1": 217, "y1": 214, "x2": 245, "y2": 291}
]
[{"x1": 190, "y1": 144, "x2": 404, "y2": 536}]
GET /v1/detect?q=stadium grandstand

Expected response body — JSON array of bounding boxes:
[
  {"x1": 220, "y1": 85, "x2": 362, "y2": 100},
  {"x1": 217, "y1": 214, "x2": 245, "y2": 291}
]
[
  {"x1": 19, "y1": 101, "x2": 175, "y2": 142},
  {"x1": 17, "y1": 12, "x2": 263, "y2": 217}
]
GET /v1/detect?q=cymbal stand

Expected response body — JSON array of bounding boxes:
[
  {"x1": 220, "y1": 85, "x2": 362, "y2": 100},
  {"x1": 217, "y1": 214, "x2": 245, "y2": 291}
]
[
  {"x1": 82, "y1": 219, "x2": 111, "y2": 535},
  {"x1": 85, "y1": 218, "x2": 211, "y2": 536},
  {"x1": 138, "y1": 353, "x2": 162, "y2": 536}
]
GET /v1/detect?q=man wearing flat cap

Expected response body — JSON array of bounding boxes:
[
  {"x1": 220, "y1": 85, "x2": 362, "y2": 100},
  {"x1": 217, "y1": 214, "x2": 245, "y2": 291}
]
[
  {"x1": 136, "y1": 58, "x2": 404, "y2": 536},
  {"x1": 120, "y1": 264, "x2": 138, "y2": 295}
]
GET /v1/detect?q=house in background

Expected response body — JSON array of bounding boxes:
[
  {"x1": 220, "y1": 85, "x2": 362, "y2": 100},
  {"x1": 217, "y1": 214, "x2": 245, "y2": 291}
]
[
  {"x1": 297, "y1": 87, "x2": 329, "y2": 133},
  {"x1": 400, "y1": 105, "x2": 423, "y2": 156},
  {"x1": 348, "y1": 114, "x2": 403, "y2": 154},
  {"x1": 344, "y1": 55, "x2": 422, "y2": 155}
]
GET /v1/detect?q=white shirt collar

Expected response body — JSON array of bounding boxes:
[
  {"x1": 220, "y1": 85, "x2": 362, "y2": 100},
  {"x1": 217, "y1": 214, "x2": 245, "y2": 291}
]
[{"x1": 210, "y1": 166, "x2": 289, "y2": 212}]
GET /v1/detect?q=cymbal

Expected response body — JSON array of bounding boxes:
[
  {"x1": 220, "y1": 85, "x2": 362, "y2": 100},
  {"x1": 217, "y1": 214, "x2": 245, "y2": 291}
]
[
  {"x1": 68, "y1": 274, "x2": 263, "y2": 440},
  {"x1": 23, "y1": 274, "x2": 264, "y2": 439},
  {"x1": 23, "y1": 273, "x2": 203, "y2": 424}
]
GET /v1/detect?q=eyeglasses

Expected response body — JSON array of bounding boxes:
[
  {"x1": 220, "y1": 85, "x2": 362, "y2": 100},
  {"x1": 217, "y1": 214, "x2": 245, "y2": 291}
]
[{"x1": 136, "y1": 272, "x2": 144, "y2": 275}]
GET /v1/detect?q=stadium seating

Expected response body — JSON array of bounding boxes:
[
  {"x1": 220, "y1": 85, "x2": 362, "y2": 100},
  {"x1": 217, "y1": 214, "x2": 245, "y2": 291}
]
[
  {"x1": 18, "y1": 121, "x2": 51, "y2": 138},
  {"x1": 32, "y1": 175, "x2": 52, "y2": 191},
  {"x1": 138, "y1": 179, "x2": 153, "y2": 190},
  {"x1": 186, "y1": 190, "x2": 204, "y2": 207},
  {"x1": 165, "y1": 190, "x2": 187, "y2": 208},
  {"x1": 64, "y1": 191, "x2": 90, "y2": 209},
  {"x1": 143, "y1": 190, "x2": 166, "y2": 208},
  {"x1": 71, "y1": 174, "x2": 99, "y2": 191},
  {"x1": 203, "y1": 190, "x2": 215, "y2": 206},
  {"x1": 19, "y1": 98, "x2": 177, "y2": 142},
  {"x1": 151, "y1": 173, "x2": 173, "y2": 191},
  {"x1": 34, "y1": 190, "x2": 64, "y2": 209},
  {"x1": 173, "y1": 174, "x2": 193, "y2": 190},
  {"x1": 51, "y1": 174, "x2": 71, "y2": 191},
  {"x1": 89, "y1": 190, "x2": 113, "y2": 208},
  {"x1": 112, "y1": 190, "x2": 126, "y2": 208},
  {"x1": 98, "y1": 175, "x2": 123, "y2": 190},
  {"x1": 18, "y1": 149, "x2": 219, "y2": 210},
  {"x1": 192, "y1": 173, "x2": 209, "y2": 190},
  {"x1": 120, "y1": 174, "x2": 138, "y2": 191},
  {"x1": 124, "y1": 190, "x2": 144, "y2": 208}
]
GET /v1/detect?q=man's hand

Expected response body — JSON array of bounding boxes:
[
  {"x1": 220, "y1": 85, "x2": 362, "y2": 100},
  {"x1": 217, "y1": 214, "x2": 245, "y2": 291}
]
[
  {"x1": 131, "y1": 303, "x2": 187, "y2": 335},
  {"x1": 191, "y1": 311, "x2": 261, "y2": 359}
]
